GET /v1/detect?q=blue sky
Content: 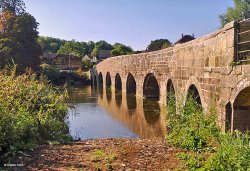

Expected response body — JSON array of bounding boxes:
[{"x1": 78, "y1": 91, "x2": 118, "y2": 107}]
[{"x1": 25, "y1": 0, "x2": 234, "y2": 50}]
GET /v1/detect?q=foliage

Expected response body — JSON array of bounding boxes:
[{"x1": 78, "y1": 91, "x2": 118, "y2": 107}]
[
  {"x1": 204, "y1": 131, "x2": 250, "y2": 171},
  {"x1": 0, "y1": 0, "x2": 25, "y2": 14},
  {"x1": 219, "y1": 0, "x2": 250, "y2": 27},
  {"x1": 91, "y1": 40, "x2": 113, "y2": 57},
  {"x1": 0, "y1": 66, "x2": 71, "y2": 161},
  {"x1": 147, "y1": 39, "x2": 171, "y2": 51},
  {"x1": 37, "y1": 36, "x2": 65, "y2": 54},
  {"x1": 40, "y1": 63, "x2": 90, "y2": 86},
  {"x1": 111, "y1": 43, "x2": 133, "y2": 56},
  {"x1": 57, "y1": 40, "x2": 88, "y2": 58},
  {"x1": 167, "y1": 91, "x2": 250, "y2": 170},
  {"x1": 166, "y1": 92, "x2": 219, "y2": 151},
  {"x1": 0, "y1": 2, "x2": 41, "y2": 71}
]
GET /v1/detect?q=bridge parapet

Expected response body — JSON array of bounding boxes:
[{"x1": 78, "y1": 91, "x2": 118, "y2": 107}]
[{"x1": 93, "y1": 20, "x2": 250, "y2": 132}]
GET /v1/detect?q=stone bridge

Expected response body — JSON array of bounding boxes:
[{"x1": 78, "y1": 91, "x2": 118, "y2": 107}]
[{"x1": 91, "y1": 20, "x2": 250, "y2": 132}]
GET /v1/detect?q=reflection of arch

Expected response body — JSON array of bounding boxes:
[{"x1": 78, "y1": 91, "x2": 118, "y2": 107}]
[
  {"x1": 166, "y1": 79, "x2": 176, "y2": 106},
  {"x1": 106, "y1": 72, "x2": 111, "y2": 88},
  {"x1": 106, "y1": 88, "x2": 112, "y2": 103},
  {"x1": 115, "y1": 90, "x2": 122, "y2": 108},
  {"x1": 233, "y1": 86, "x2": 250, "y2": 132},
  {"x1": 126, "y1": 94, "x2": 137, "y2": 115},
  {"x1": 99, "y1": 87, "x2": 103, "y2": 99},
  {"x1": 99, "y1": 72, "x2": 103, "y2": 88},
  {"x1": 115, "y1": 73, "x2": 122, "y2": 91},
  {"x1": 225, "y1": 102, "x2": 232, "y2": 132},
  {"x1": 143, "y1": 73, "x2": 159, "y2": 99},
  {"x1": 126, "y1": 73, "x2": 136, "y2": 94},
  {"x1": 186, "y1": 84, "x2": 202, "y2": 107},
  {"x1": 93, "y1": 76, "x2": 97, "y2": 87},
  {"x1": 143, "y1": 99, "x2": 160, "y2": 125}
]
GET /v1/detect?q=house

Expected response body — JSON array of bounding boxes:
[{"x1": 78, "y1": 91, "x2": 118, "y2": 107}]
[
  {"x1": 91, "y1": 56, "x2": 97, "y2": 63},
  {"x1": 82, "y1": 55, "x2": 91, "y2": 61},
  {"x1": 42, "y1": 53, "x2": 57, "y2": 64},
  {"x1": 98, "y1": 50, "x2": 111, "y2": 61},
  {"x1": 52, "y1": 54, "x2": 82, "y2": 71},
  {"x1": 174, "y1": 34, "x2": 195, "y2": 45}
]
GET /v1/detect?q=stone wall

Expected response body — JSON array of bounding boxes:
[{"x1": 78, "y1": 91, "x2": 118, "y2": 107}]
[{"x1": 93, "y1": 21, "x2": 250, "y2": 131}]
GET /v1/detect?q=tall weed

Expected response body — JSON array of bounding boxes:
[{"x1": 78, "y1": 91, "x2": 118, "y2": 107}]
[{"x1": 0, "y1": 66, "x2": 71, "y2": 161}]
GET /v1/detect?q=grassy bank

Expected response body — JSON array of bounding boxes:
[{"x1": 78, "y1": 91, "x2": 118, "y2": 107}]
[
  {"x1": 0, "y1": 66, "x2": 72, "y2": 163},
  {"x1": 166, "y1": 92, "x2": 250, "y2": 170}
]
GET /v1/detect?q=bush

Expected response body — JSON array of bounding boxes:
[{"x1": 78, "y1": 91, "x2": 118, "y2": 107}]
[
  {"x1": 166, "y1": 92, "x2": 219, "y2": 151},
  {"x1": 40, "y1": 64, "x2": 90, "y2": 86},
  {"x1": 166, "y1": 91, "x2": 250, "y2": 170},
  {"x1": 0, "y1": 66, "x2": 71, "y2": 161},
  {"x1": 204, "y1": 131, "x2": 250, "y2": 171}
]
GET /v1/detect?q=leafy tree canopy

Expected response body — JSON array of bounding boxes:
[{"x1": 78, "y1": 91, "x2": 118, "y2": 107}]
[
  {"x1": 0, "y1": 1, "x2": 41, "y2": 71},
  {"x1": 57, "y1": 40, "x2": 88, "y2": 58},
  {"x1": 111, "y1": 43, "x2": 133, "y2": 56},
  {"x1": 219, "y1": 0, "x2": 250, "y2": 27},
  {"x1": 147, "y1": 39, "x2": 171, "y2": 51},
  {"x1": 38, "y1": 36, "x2": 65, "y2": 54},
  {"x1": 0, "y1": 0, "x2": 25, "y2": 14}
]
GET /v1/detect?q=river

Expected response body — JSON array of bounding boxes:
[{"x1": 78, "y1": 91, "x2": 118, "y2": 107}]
[{"x1": 67, "y1": 86, "x2": 167, "y2": 140}]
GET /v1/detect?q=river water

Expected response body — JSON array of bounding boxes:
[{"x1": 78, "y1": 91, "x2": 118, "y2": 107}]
[{"x1": 67, "y1": 86, "x2": 166, "y2": 140}]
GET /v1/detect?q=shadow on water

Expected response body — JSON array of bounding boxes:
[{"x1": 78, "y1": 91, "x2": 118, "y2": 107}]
[
  {"x1": 67, "y1": 86, "x2": 166, "y2": 140},
  {"x1": 143, "y1": 98, "x2": 160, "y2": 125},
  {"x1": 115, "y1": 90, "x2": 122, "y2": 108},
  {"x1": 106, "y1": 88, "x2": 112, "y2": 103},
  {"x1": 126, "y1": 93, "x2": 137, "y2": 115}
]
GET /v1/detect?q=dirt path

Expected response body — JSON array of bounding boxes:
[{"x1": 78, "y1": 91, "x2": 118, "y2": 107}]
[{"x1": 9, "y1": 138, "x2": 185, "y2": 171}]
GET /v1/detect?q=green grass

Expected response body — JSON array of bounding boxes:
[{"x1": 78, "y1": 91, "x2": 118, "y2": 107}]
[{"x1": 166, "y1": 91, "x2": 250, "y2": 170}]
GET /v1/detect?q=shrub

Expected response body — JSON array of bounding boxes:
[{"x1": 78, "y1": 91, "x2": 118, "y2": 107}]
[
  {"x1": 166, "y1": 92, "x2": 219, "y2": 151},
  {"x1": 0, "y1": 66, "x2": 71, "y2": 161},
  {"x1": 166, "y1": 91, "x2": 250, "y2": 170},
  {"x1": 204, "y1": 131, "x2": 250, "y2": 171}
]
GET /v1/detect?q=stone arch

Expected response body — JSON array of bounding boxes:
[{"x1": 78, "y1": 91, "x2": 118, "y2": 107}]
[
  {"x1": 126, "y1": 73, "x2": 136, "y2": 94},
  {"x1": 185, "y1": 77, "x2": 204, "y2": 109},
  {"x1": 115, "y1": 73, "x2": 122, "y2": 91},
  {"x1": 99, "y1": 72, "x2": 103, "y2": 87},
  {"x1": 166, "y1": 79, "x2": 176, "y2": 106},
  {"x1": 186, "y1": 84, "x2": 202, "y2": 107},
  {"x1": 225, "y1": 102, "x2": 232, "y2": 132},
  {"x1": 143, "y1": 73, "x2": 160, "y2": 99},
  {"x1": 106, "y1": 72, "x2": 111, "y2": 88},
  {"x1": 232, "y1": 86, "x2": 250, "y2": 132}
]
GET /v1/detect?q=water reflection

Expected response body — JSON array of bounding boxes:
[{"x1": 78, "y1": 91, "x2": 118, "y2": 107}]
[
  {"x1": 126, "y1": 94, "x2": 137, "y2": 115},
  {"x1": 106, "y1": 88, "x2": 112, "y2": 103},
  {"x1": 143, "y1": 99, "x2": 160, "y2": 125},
  {"x1": 115, "y1": 90, "x2": 122, "y2": 108},
  {"x1": 67, "y1": 86, "x2": 166, "y2": 140}
]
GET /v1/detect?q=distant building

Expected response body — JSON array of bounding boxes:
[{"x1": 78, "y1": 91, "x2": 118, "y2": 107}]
[
  {"x1": 174, "y1": 34, "x2": 195, "y2": 45},
  {"x1": 98, "y1": 50, "x2": 111, "y2": 61},
  {"x1": 91, "y1": 56, "x2": 97, "y2": 63},
  {"x1": 42, "y1": 53, "x2": 57, "y2": 64},
  {"x1": 52, "y1": 54, "x2": 82, "y2": 71},
  {"x1": 82, "y1": 55, "x2": 91, "y2": 61}
]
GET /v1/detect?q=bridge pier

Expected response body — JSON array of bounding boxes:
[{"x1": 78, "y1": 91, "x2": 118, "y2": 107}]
[{"x1": 92, "y1": 20, "x2": 250, "y2": 133}]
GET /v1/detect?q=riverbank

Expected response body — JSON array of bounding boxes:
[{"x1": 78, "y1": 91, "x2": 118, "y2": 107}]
[{"x1": 10, "y1": 138, "x2": 185, "y2": 170}]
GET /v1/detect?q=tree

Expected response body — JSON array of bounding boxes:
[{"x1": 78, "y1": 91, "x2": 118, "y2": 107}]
[
  {"x1": 111, "y1": 43, "x2": 133, "y2": 56},
  {"x1": 37, "y1": 36, "x2": 65, "y2": 54},
  {"x1": 147, "y1": 39, "x2": 171, "y2": 51},
  {"x1": 0, "y1": 3, "x2": 42, "y2": 71},
  {"x1": 91, "y1": 40, "x2": 112, "y2": 57},
  {"x1": 0, "y1": 0, "x2": 25, "y2": 14},
  {"x1": 219, "y1": 0, "x2": 250, "y2": 27},
  {"x1": 57, "y1": 40, "x2": 88, "y2": 58}
]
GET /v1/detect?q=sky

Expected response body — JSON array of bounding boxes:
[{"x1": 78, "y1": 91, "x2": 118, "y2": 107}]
[{"x1": 24, "y1": 0, "x2": 234, "y2": 51}]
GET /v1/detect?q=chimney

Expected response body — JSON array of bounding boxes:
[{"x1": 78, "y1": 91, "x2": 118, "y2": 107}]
[
  {"x1": 192, "y1": 33, "x2": 195, "y2": 38},
  {"x1": 182, "y1": 33, "x2": 184, "y2": 38}
]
